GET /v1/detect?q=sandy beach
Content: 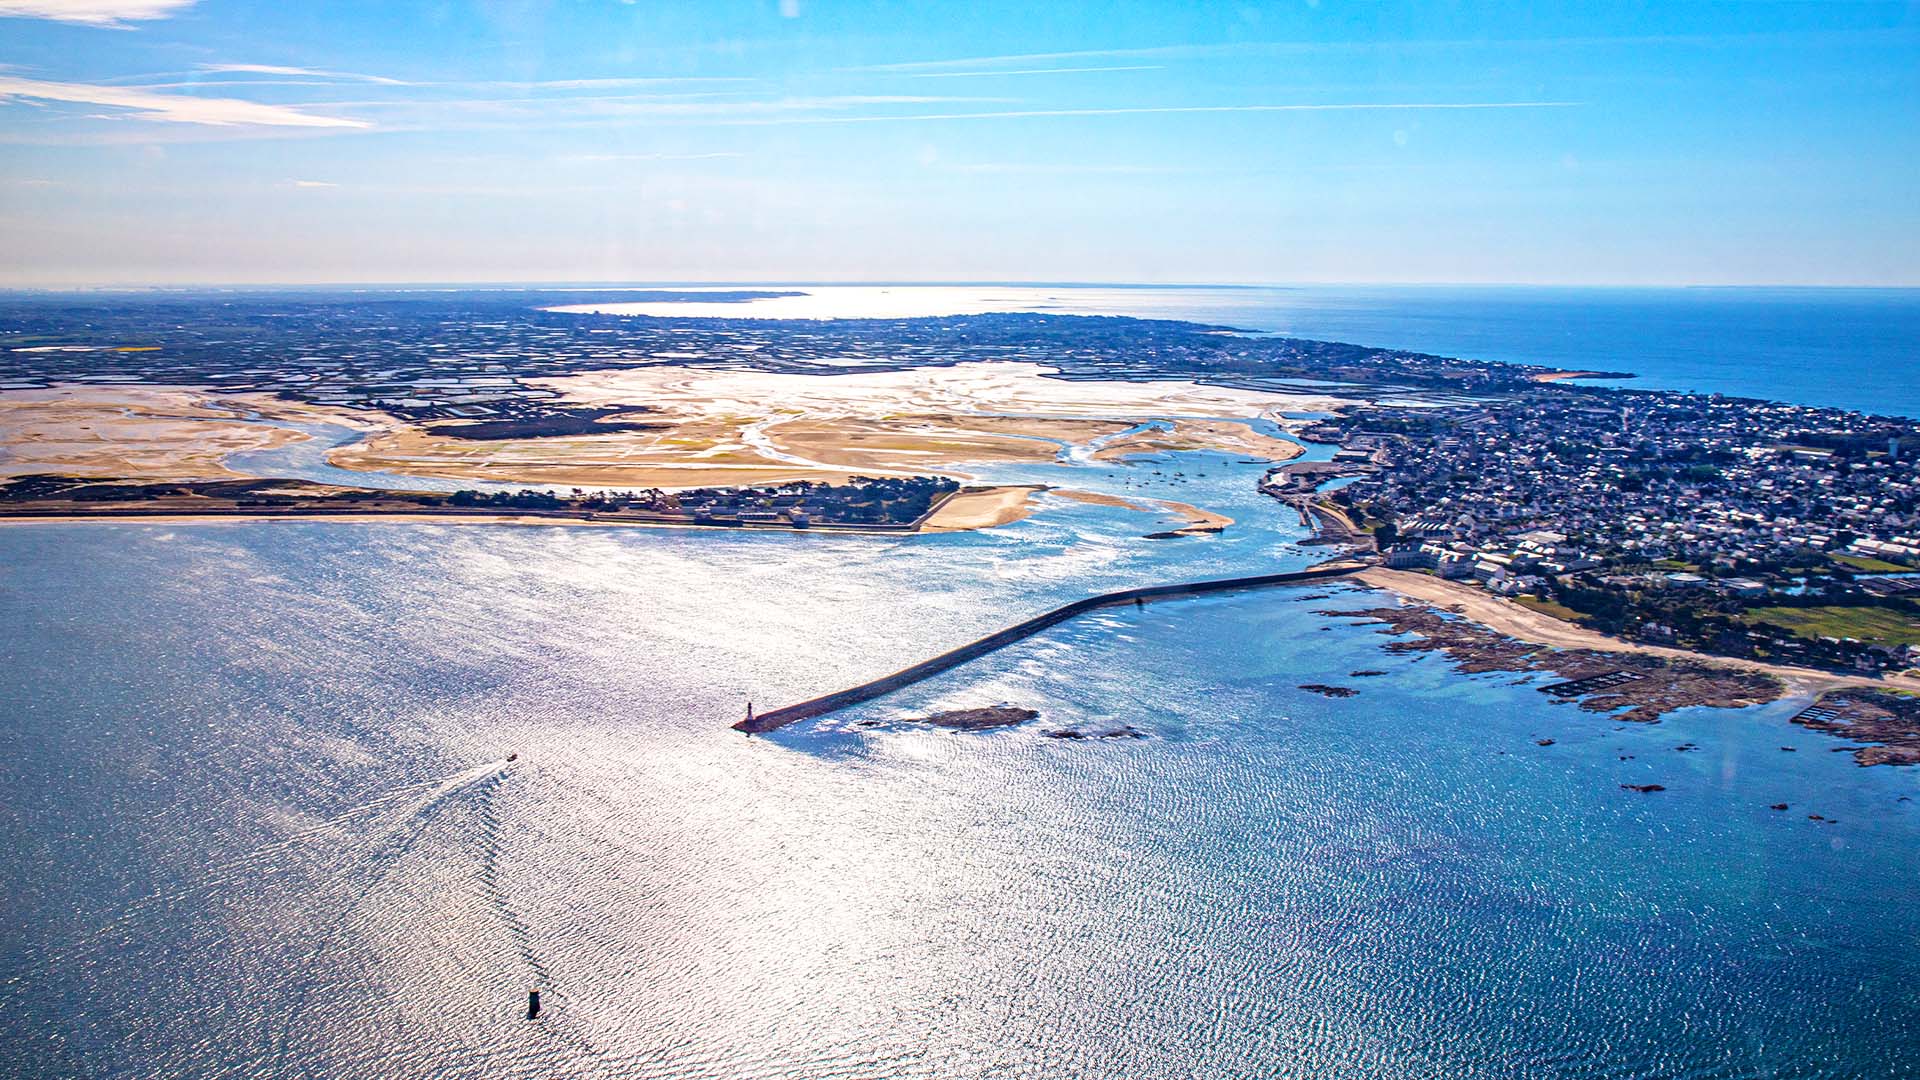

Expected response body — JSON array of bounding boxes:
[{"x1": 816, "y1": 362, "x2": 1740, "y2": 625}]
[
  {"x1": 919, "y1": 485, "x2": 1045, "y2": 531},
  {"x1": 1358, "y1": 567, "x2": 1920, "y2": 696}
]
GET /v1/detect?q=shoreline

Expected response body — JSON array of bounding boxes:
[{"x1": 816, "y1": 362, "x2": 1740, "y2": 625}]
[
  {"x1": 0, "y1": 484, "x2": 1045, "y2": 536},
  {"x1": 1355, "y1": 567, "x2": 1920, "y2": 697},
  {"x1": 920, "y1": 485, "x2": 1046, "y2": 531},
  {"x1": 1528, "y1": 369, "x2": 1634, "y2": 383}
]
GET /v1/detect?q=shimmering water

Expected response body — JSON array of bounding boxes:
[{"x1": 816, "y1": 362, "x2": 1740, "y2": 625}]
[
  {"x1": 3, "y1": 441, "x2": 1917, "y2": 1077},
  {"x1": 6, "y1": 285, "x2": 1920, "y2": 1075}
]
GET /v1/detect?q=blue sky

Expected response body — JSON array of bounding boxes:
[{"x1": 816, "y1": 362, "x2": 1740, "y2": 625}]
[{"x1": 0, "y1": 1, "x2": 1914, "y2": 286}]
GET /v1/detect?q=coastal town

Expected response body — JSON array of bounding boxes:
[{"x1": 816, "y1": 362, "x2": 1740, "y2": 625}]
[{"x1": 1279, "y1": 384, "x2": 1920, "y2": 674}]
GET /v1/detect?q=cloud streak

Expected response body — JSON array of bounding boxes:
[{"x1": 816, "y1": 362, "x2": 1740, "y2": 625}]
[
  {"x1": 857, "y1": 28, "x2": 1906, "y2": 73},
  {"x1": 0, "y1": 76, "x2": 369, "y2": 127},
  {"x1": 906, "y1": 65, "x2": 1165, "y2": 78},
  {"x1": 200, "y1": 63, "x2": 409, "y2": 86},
  {"x1": 562, "y1": 151, "x2": 744, "y2": 162},
  {"x1": 724, "y1": 101, "x2": 1581, "y2": 126},
  {"x1": 0, "y1": 0, "x2": 195, "y2": 27}
]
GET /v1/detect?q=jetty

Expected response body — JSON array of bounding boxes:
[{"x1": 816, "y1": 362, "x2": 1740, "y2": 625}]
[{"x1": 735, "y1": 562, "x2": 1366, "y2": 733}]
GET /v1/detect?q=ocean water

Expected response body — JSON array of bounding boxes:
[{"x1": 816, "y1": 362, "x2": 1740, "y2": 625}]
[
  {"x1": 5, "y1": 289, "x2": 1920, "y2": 1078},
  {"x1": 3, "y1": 439, "x2": 1917, "y2": 1078},
  {"x1": 559, "y1": 284, "x2": 1920, "y2": 419}
]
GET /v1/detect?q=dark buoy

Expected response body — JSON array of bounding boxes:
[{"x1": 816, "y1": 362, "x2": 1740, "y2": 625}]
[
  {"x1": 506, "y1": 752, "x2": 518, "y2": 763},
  {"x1": 527, "y1": 989, "x2": 542, "y2": 1020}
]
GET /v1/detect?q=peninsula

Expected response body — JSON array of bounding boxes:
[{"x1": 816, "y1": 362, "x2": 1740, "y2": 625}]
[{"x1": 4, "y1": 292, "x2": 1917, "y2": 734}]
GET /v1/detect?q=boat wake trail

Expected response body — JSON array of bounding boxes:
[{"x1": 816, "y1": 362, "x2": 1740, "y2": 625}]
[
  {"x1": 475, "y1": 765, "x2": 551, "y2": 986},
  {"x1": 0, "y1": 758, "x2": 514, "y2": 991}
]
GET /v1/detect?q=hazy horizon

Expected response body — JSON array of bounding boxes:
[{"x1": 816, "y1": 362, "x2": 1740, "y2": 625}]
[{"x1": 8, "y1": 279, "x2": 1920, "y2": 294}]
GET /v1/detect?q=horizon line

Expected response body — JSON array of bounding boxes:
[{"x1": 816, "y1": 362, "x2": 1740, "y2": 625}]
[{"x1": 2, "y1": 279, "x2": 1918, "y2": 293}]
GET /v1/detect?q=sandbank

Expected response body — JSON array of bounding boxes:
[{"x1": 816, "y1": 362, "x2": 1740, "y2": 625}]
[
  {"x1": 1049, "y1": 488, "x2": 1233, "y2": 534},
  {"x1": 920, "y1": 486, "x2": 1044, "y2": 531}
]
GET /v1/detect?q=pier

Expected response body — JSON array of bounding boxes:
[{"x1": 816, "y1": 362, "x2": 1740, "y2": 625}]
[{"x1": 734, "y1": 562, "x2": 1366, "y2": 733}]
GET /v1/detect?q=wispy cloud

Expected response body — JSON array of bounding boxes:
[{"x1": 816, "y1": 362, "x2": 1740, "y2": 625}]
[
  {"x1": 200, "y1": 63, "x2": 409, "y2": 86},
  {"x1": 907, "y1": 65, "x2": 1164, "y2": 79},
  {"x1": 287, "y1": 178, "x2": 337, "y2": 187},
  {"x1": 487, "y1": 76, "x2": 752, "y2": 91},
  {"x1": 861, "y1": 27, "x2": 1919, "y2": 73},
  {"x1": 0, "y1": 0, "x2": 194, "y2": 28},
  {"x1": 0, "y1": 75, "x2": 370, "y2": 127},
  {"x1": 946, "y1": 161, "x2": 1192, "y2": 175},
  {"x1": 724, "y1": 101, "x2": 1581, "y2": 126},
  {"x1": 561, "y1": 151, "x2": 744, "y2": 162},
  {"x1": 309, "y1": 93, "x2": 998, "y2": 120},
  {"x1": 860, "y1": 45, "x2": 1205, "y2": 72}
]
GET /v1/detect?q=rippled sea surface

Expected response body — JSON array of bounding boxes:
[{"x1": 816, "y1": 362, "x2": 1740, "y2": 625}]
[{"x1": 3, "y1": 445, "x2": 1917, "y2": 1078}]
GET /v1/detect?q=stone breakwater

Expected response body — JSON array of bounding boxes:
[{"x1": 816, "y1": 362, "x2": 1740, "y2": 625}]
[{"x1": 734, "y1": 563, "x2": 1366, "y2": 733}]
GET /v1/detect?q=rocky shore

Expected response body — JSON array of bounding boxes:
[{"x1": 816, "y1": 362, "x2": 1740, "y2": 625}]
[
  {"x1": 1789, "y1": 692, "x2": 1920, "y2": 767},
  {"x1": 1321, "y1": 604, "x2": 1780, "y2": 724}
]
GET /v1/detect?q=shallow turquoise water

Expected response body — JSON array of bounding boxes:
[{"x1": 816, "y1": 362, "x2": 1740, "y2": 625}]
[{"x1": 2, "y1": 447, "x2": 1915, "y2": 1077}]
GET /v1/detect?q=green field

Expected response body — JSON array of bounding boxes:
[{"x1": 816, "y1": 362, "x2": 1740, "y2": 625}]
[
  {"x1": 1831, "y1": 552, "x2": 1918, "y2": 574},
  {"x1": 1514, "y1": 595, "x2": 1587, "y2": 622},
  {"x1": 1743, "y1": 605, "x2": 1920, "y2": 646}
]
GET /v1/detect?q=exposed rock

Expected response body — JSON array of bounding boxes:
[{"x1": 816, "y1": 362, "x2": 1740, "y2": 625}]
[
  {"x1": 910, "y1": 705, "x2": 1039, "y2": 730},
  {"x1": 1299, "y1": 683, "x2": 1359, "y2": 698},
  {"x1": 1791, "y1": 691, "x2": 1920, "y2": 767},
  {"x1": 1319, "y1": 605, "x2": 1779, "y2": 724},
  {"x1": 1622, "y1": 784, "x2": 1666, "y2": 793}
]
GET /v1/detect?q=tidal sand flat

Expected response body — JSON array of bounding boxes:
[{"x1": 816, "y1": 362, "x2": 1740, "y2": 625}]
[
  {"x1": 332, "y1": 361, "x2": 1321, "y2": 489},
  {"x1": 0, "y1": 384, "x2": 384, "y2": 482}
]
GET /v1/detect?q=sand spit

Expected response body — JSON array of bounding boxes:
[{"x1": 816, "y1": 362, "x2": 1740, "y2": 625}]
[
  {"x1": 1048, "y1": 488, "x2": 1232, "y2": 534},
  {"x1": 921, "y1": 486, "x2": 1046, "y2": 531},
  {"x1": 1092, "y1": 418, "x2": 1304, "y2": 463}
]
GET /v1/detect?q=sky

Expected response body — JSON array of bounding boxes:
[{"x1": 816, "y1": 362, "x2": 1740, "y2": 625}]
[{"x1": 0, "y1": 1, "x2": 1915, "y2": 287}]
